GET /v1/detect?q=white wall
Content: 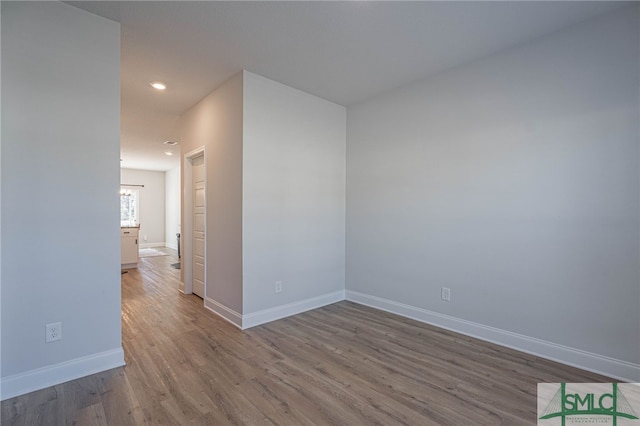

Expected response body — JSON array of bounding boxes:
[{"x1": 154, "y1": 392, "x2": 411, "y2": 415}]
[
  {"x1": 180, "y1": 72, "x2": 244, "y2": 317},
  {"x1": 242, "y1": 71, "x2": 346, "y2": 319},
  {"x1": 179, "y1": 71, "x2": 346, "y2": 327},
  {"x1": 346, "y1": 6, "x2": 639, "y2": 379},
  {"x1": 1, "y1": 2, "x2": 123, "y2": 399},
  {"x1": 165, "y1": 166, "x2": 181, "y2": 250},
  {"x1": 120, "y1": 168, "x2": 166, "y2": 248}
]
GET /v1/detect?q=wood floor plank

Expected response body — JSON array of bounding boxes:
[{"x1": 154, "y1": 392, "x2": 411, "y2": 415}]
[
  {"x1": 71, "y1": 402, "x2": 108, "y2": 426},
  {"x1": 1, "y1": 247, "x2": 615, "y2": 425}
]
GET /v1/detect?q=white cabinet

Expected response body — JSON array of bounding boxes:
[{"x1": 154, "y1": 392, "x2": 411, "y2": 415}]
[{"x1": 121, "y1": 227, "x2": 139, "y2": 269}]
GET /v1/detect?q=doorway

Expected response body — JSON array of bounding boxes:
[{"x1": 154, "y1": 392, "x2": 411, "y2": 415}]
[{"x1": 182, "y1": 147, "x2": 206, "y2": 299}]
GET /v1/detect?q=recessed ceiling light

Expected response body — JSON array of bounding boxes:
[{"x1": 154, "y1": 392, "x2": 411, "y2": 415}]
[
  {"x1": 150, "y1": 81, "x2": 166, "y2": 90},
  {"x1": 164, "y1": 151, "x2": 174, "y2": 156},
  {"x1": 163, "y1": 140, "x2": 178, "y2": 146}
]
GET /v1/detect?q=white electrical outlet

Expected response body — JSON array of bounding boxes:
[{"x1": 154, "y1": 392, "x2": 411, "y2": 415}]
[
  {"x1": 45, "y1": 322, "x2": 62, "y2": 343},
  {"x1": 441, "y1": 287, "x2": 451, "y2": 302},
  {"x1": 275, "y1": 281, "x2": 282, "y2": 293}
]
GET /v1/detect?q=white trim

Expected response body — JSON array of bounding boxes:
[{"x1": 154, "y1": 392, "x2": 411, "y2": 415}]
[
  {"x1": 0, "y1": 347, "x2": 125, "y2": 401},
  {"x1": 345, "y1": 290, "x2": 640, "y2": 382},
  {"x1": 204, "y1": 291, "x2": 346, "y2": 330},
  {"x1": 242, "y1": 290, "x2": 346, "y2": 329},
  {"x1": 205, "y1": 297, "x2": 243, "y2": 329},
  {"x1": 164, "y1": 242, "x2": 178, "y2": 250},
  {"x1": 139, "y1": 242, "x2": 165, "y2": 249}
]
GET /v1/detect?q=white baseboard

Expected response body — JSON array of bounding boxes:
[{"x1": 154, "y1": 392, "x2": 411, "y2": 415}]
[
  {"x1": 0, "y1": 347, "x2": 125, "y2": 401},
  {"x1": 242, "y1": 290, "x2": 345, "y2": 329},
  {"x1": 204, "y1": 291, "x2": 346, "y2": 330},
  {"x1": 345, "y1": 290, "x2": 639, "y2": 382},
  {"x1": 139, "y1": 242, "x2": 165, "y2": 249},
  {"x1": 164, "y1": 242, "x2": 178, "y2": 250},
  {"x1": 205, "y1": 297, "x2": 243, "y2": 329}
]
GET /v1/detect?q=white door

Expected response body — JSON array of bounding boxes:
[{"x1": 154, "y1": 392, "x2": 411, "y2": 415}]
[{"x1": 192, "y1": 155, "x2": 205, "y2": 298}]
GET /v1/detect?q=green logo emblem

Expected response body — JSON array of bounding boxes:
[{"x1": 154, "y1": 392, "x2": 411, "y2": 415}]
[{"x1": 539, "y1": 383, "x2": 639, "y2": 426}]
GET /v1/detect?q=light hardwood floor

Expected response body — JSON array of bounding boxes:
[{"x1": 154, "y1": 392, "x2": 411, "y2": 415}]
[{"x1": 2, "y1": 249, "x2": 612, "y2": 425}]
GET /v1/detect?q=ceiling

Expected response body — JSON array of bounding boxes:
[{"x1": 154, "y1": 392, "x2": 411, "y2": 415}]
[{"x1": 67, "y1": 1, "x2": 627, "y2": 171}]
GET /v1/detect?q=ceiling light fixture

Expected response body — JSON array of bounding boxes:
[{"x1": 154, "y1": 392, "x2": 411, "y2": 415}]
[
  {"x1": 163, "y1": 140, "x2": 178, "y2": 146},
  {"x1": 164, "y1": 151, "x2": 174, "y2": 156},
  {"x1": 150, "y1": 81, "x2": 166, "y2": 90}
]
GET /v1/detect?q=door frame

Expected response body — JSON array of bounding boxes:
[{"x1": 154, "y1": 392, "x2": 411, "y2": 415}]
[{"x1": 182, "y1": 146, "x2": 206, "y2": 299}]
